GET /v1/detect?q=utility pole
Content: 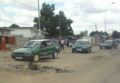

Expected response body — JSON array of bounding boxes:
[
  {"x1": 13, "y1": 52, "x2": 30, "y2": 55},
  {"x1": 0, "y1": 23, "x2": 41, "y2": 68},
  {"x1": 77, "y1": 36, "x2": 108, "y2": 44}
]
[
  {"x1": 95, "y1": 25, "x2": 97, "y2": 45},
  {"x1": 59, "y1": 12, "x2": 61, "y2": 38},
  {"x1": 95, "y1": 25, "x2": 97, "y2": 31},
  {"x1": 13, "y1": 0, "x2": 41, "y2": 39},
  {"x1": 38, "y1": 0, "x2": 41, "y2": 39}
]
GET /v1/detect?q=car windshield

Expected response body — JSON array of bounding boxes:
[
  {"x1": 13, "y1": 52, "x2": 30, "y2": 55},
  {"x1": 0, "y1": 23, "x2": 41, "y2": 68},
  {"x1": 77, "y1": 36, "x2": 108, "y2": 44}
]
[
  {"x1": 23, "y1": 41, "x2": 40, "y2": 48},
  {"x1": 103, "y1": 40, "x2": 112, "y2": 44},
  {"x1": 75, "y1": 41, "x2": 89, "y2": 45}
]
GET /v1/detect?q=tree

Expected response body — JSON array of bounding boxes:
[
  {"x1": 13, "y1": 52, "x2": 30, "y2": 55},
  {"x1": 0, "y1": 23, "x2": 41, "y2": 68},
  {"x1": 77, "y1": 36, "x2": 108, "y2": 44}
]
[
  {"x1": 90, "y1": 31, "x2": 108, "y2": 36},
  {"x1": 33, "y1": 3, "x2": 74, "y2": 37},
  {"x1": 111, "y1": 30, "x2": 120, "y2": 38},
  {"x1": 77, "y1": 30, "x2": 88, "y2": 37},
  {"x1": 10, "y1": 23, "x2": 20, "y2": 27}
]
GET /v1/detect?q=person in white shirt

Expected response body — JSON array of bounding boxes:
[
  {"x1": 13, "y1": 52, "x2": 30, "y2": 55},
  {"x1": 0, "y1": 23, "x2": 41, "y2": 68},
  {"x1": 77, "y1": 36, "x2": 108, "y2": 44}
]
[{"x1": 61, "y1": 39, "x2": 65, "y2": 50}]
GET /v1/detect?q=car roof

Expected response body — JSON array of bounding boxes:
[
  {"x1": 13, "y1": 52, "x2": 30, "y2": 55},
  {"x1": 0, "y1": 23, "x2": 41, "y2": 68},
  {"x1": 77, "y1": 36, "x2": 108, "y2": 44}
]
[
  {"x1": 76, "y1": 39, "x2": 89, "y2": 41},
  {"x1": 105, "y1": 40, "x2": 113, "y2": 41},
  {"x1": 30, "y1": 39, "x2": 51, "y2": 42}
]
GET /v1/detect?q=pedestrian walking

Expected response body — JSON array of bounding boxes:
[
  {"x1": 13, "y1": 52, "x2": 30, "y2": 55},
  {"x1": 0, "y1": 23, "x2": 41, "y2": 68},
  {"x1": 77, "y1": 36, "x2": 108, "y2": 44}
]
[
  {"x1": 67, "y1": 39, "x2": 69, "y2": 47},
  {"x1": 61, "y1": 39, "x2": 65, "y2": 50}
]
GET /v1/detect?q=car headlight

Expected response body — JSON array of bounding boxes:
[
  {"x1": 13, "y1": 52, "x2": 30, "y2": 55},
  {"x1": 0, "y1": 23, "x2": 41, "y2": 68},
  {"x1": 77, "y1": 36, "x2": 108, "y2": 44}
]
[
  {"x1": 72, "y1": 47, "x2": 75, "y2": 48},
  {"x1": 12, "y1": 53, "x2": 15, "y2": 55},
  {"x1": 56, "y1": 46, "x2": 58, "y2": 49}
]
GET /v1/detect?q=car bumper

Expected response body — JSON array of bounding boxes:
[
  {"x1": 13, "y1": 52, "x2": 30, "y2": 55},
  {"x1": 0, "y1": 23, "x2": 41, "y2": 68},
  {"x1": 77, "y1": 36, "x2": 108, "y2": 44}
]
[
  {"x1": 11, "y1": 55, "x2": 34, "y2": 61},
  {"x1": 72, "y1": 48, "x2": 88, "y2": 52},
  {"x1": 100, "y1": 46, "x2": 111, "y2": 48}
]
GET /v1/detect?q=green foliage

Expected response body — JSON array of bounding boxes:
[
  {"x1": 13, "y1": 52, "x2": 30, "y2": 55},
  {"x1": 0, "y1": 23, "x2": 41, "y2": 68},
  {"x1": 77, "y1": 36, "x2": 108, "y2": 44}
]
[
  {"x1": 77, "y1": 30, "x2": 88, "y2": 37},
  {"x1": 111, "y1": 30, "x2": 120, "y2": 38},
  {"x1": 33, "y1": 3, "x2": 74, "y2": 37},
  {"x1": 90, "y1": 31, "x2": 108, "y2": 36},
  {"x1": 10, "y1": 23, "x2": 20, "y2": 27}
]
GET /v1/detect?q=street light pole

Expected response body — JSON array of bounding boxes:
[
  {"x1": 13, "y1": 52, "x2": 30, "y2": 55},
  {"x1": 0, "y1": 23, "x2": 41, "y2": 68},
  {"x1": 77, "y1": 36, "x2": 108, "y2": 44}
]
[
  {"x1": 38, "y1": 0, "x2": 41, "y2": 39},
  {"x1": 105, "y1": 2, "x2": 115, "y2": 32}
]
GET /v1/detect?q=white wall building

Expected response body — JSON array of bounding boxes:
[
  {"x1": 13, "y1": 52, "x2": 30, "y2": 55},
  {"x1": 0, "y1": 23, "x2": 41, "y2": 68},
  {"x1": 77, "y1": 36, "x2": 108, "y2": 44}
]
[{"x1": 9, "y1": 27, "x2": 48, "y2": 38}]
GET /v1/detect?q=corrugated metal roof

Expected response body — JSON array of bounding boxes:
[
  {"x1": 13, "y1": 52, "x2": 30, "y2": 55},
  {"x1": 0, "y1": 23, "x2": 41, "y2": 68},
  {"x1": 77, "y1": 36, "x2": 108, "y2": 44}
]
[{"x1": 0, "y1": 28, "x2": 14, "y2": 31}]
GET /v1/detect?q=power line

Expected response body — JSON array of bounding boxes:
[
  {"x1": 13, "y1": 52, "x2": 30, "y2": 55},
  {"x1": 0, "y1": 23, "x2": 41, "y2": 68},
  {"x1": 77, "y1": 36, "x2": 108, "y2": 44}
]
[{"x1": 13, "y1": 0, "x2": 38, "y2": 10}]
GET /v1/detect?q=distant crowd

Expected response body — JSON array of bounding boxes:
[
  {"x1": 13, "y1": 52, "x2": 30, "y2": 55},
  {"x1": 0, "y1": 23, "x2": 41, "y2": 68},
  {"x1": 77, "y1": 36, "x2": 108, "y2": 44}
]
[{"x1": 50, "y1": 37, "x2": 76, "y2": 50}]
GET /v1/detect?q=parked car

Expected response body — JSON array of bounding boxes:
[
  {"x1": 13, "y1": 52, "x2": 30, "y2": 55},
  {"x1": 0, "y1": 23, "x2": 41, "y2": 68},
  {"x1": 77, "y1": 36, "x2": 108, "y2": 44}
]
[
  {"x1": 11, "y1": 39, "x2": 60, "y2": 62},
  {"x1": 99, "y1": 40, "x2": 118, "y2": 49},
  {"x1": 72, "y1": 39, "x2": 92, "y2": 53}
]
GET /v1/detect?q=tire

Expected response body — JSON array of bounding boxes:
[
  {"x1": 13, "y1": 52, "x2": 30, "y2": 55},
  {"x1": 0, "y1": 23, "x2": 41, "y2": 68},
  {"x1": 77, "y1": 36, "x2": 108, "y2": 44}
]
[
  {"x1": 72, "y1": 50, "x2": 74, "y2": 53},
  {"x1": 100, "y1": 47, "x2": 102, "y2": 49},
  {"x1": 106, "y1": 47, "x2": 108, "y2": 49},
  {"x1": 52, "y1": 51, "x2": 58, "y2": 59},
  {"x1": 33, "y1": 54, "x2": 39, "y2": 62},
  {"x1": 109, "y1": 46, "x2": 112, "y2": 49},
  {"x1": 87, "y1": 48, "x2": 91, "y2": 53}
]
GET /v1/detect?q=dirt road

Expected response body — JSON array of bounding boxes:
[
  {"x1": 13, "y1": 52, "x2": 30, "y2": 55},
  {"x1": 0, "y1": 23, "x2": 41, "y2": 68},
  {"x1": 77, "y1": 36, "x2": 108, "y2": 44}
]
[{"x1": 0, "y1": 46, "x2": 120, "y2": 83}]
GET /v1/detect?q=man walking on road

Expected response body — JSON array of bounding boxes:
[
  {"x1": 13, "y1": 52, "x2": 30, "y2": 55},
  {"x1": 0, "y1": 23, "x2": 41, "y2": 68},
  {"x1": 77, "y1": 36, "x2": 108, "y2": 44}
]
[{"x1": 61, "y1": 39, "x2": 65, "y2": 50}]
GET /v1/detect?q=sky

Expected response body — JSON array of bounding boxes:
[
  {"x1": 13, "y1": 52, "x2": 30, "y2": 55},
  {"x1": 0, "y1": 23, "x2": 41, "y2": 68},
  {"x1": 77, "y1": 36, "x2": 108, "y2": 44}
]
[{"x1": 0, "y1": 0, "x2": 120, "y2": 35}]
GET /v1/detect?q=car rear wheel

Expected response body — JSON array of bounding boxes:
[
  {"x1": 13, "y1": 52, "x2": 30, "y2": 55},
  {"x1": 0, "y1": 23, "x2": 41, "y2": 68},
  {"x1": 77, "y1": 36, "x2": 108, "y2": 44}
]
[
  {"x1": 33, "y1": 54, "x2": 39, "y2": 62},
  {"x1": 52, "y1": 51, "x2": 58, "y2": 59}
]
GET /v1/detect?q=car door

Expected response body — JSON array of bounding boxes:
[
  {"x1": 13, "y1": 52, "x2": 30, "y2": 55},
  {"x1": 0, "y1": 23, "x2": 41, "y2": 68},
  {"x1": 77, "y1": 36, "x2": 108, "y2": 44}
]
[
  {"x1": 88, "y1": 41, "x2": 92, "y2": 49},
  {"x1": 46, "y1": 41, "x2": 56, "y2": 55},
  {"x1": 39, "y1": 41, "x2": 48, "y2": 57},
  {"x1": 112, "y1": 41, "x2": 116, "y2": 47}
]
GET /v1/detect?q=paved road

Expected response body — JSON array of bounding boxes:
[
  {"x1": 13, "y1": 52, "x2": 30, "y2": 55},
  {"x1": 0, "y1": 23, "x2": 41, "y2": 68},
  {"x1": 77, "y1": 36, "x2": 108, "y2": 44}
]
[{"x1": 44, "y1": 46, "x2": 120, "y2": 83}]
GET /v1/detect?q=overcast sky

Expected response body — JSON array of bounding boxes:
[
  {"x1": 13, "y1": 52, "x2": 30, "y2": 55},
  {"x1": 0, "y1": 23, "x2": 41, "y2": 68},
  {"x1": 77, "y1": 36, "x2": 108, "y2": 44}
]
[{"x1": 0, "y1": 0, "x2": 120, "y2": 34}]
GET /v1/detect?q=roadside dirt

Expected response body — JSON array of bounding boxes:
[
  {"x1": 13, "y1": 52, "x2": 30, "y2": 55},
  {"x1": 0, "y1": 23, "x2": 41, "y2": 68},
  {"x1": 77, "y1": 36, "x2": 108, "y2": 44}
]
[{"x1": 0, "y1": 46, "x2": 120, "y2": 83}]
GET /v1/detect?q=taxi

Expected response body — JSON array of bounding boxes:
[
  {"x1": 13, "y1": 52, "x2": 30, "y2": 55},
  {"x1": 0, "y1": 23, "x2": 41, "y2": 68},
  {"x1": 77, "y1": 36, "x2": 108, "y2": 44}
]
[
  {"x1": 72, "y1": 39, "x2": 92, "y2": 53},
  {"x1": 11, "y1": 39, "x2": 60, "y2": 62},
  {"x1": 99, "y1": 40, "x2": 118, "y2": 49}
]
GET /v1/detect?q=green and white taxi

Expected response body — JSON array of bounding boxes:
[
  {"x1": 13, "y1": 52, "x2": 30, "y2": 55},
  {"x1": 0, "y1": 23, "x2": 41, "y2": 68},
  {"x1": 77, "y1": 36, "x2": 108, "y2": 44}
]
[
  {"x1": 11, "y1": 39, "x2": 60, "y2": 62},
  {"x1": 99, "y1": 40, "x2": 118, "y2": 49},
  {"x1": 72, "y1": 39, "x2": 92, "y2": 53}
]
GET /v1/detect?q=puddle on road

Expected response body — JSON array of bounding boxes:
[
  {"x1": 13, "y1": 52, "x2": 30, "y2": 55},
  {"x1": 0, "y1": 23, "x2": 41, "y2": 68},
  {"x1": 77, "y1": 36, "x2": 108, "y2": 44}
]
[
  {"x1": 0, "y1": 62, "x2": 73, "y2": 75},
  {"x1": 112, "y1": 54, "x2": 119, "y2": 56},
  {"x1": 90, "y1": 56, "x2": 105, "y2": 60}
]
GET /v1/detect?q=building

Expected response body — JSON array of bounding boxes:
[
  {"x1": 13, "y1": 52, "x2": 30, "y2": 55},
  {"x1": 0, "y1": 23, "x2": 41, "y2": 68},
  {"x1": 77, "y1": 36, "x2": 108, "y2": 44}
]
[
  {"x1": 0, "y1": 28, "x2": 13, "y2": 36},
  {"x1": 9, "y1": 27, "x2": 48, "y2": 38}
]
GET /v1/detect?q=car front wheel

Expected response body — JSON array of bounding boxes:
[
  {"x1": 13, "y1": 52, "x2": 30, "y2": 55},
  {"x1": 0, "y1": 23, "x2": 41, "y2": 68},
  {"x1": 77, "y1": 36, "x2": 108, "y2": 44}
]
[
  {"x1": 109, "y1": 46, "x2": 112, "y2": 49},
  {"x1": 52, "y1": 51, "x2": 58, "y2": 59},
  {"x1": 100, "y1": 47, "x2": 102, "y2": 49},
  {"x1": 33, "y1": 54, "x2": 39, "y2": 62},
  {"x1": 72, "y1": 50, "x2": 74, "y2": 53},
  {"x1": 87, "y1": 48, "x2": 91, "y2": 53}
]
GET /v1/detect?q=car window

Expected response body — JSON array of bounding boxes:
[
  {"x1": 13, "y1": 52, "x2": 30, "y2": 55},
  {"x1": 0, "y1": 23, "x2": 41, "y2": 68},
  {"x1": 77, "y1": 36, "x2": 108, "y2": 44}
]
[
  {"x1": 103, "y1": 40, "x2": 112, "y2": 44},
  {"x1": 41, "y1": 41, "x2": 47, "y2": 48},
  {"x1": 47, "y1": 41, "x2": 54, "y2": 47},
  {"x1": 23, "y1": 41, "x2": 40, "y2": 48},
  {"x1": 75, "y1": 41, "x2": 89, "y2": 45}
]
